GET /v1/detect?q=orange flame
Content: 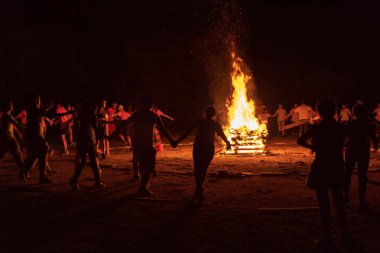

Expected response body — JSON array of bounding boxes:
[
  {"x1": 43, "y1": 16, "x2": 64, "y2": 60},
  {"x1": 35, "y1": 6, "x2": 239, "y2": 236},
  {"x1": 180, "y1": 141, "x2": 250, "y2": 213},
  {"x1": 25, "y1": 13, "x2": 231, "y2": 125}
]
[{"x1": 224, "y1": 50, "x2": 267, "y2": 153}]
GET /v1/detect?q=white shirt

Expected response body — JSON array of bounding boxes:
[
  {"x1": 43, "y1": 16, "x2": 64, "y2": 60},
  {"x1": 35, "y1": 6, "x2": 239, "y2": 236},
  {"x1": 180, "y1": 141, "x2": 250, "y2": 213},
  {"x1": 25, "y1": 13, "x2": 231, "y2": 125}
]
[{"x1": 294, "y1": 105, "x2": 312, "y2": 120}]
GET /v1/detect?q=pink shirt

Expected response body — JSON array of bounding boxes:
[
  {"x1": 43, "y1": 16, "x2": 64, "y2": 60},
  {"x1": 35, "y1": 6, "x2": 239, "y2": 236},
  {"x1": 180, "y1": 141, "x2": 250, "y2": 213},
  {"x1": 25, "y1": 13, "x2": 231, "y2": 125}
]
[
  {"x1": 56, "y1": 105, "x2": 68, "y2": 124},
  {"x1": 116, "y1": 111, "x2": 131, "y2": 120},
  {"x1": 17, "y1": 110, "x2": 27, "y2": 124}
]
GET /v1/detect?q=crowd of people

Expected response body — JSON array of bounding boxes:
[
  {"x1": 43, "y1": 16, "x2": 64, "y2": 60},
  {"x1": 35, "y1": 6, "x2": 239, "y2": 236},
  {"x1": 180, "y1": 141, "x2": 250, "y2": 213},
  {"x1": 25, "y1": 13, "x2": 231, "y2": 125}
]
[
  {"x1": 1, "y1": 94, "x2": 380, "y2": 250},
  {"x1": 259, "y1": 100, "x2": 380, "y2": 138}
]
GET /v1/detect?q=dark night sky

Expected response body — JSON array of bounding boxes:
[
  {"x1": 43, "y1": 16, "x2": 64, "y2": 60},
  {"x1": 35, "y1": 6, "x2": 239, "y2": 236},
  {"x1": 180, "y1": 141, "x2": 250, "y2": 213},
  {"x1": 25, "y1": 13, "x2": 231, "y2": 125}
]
[{"x1": 1, "y1": 0, "x2": 379, "y2": 125}]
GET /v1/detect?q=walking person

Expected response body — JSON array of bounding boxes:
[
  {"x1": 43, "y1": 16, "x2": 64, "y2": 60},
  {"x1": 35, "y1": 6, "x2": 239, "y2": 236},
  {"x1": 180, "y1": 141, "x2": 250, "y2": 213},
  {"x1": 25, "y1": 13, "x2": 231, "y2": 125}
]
[
  {"x1": 272, "y1": 104, "x2": 287, "y2": 136},
  {"x1": 110, "y1": 97, "x2": 175, "y2": 196},
  {"x1": 343, "y1": 104, "x2": 378, "y2": 210},
  {"x1": 174, "y1": 106, "x2": 231, "y2": 204},
  {"x1": 295, "y1": 102, "x2": 314, "y2": 137},
  {"x1": 287, "y1": 103, "x2": 299, "y2": 135},
  {"x1": 297, "y1": 98, "x2": 351, "y2": 249},
  {"x1": 70, "y1": 102, "x2": 105, "y2": 190}
]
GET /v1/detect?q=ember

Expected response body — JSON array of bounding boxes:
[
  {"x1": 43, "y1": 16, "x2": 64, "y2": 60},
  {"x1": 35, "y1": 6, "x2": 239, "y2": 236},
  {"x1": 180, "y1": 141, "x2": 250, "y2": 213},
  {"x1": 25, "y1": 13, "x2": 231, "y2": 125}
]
[{"x1": 224, "y1": 41, "x2": 268, "y2": 155}]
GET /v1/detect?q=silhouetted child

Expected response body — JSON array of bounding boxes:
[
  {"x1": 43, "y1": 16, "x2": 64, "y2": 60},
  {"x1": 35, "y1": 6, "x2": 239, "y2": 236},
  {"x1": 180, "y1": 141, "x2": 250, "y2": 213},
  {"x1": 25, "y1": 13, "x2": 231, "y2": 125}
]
[
  {"x1": 70, "y1": 102, "x2": 105, "y2": 190},
  {"x1": 114, "y1": 97, "x2": 175, "y2": 196},
  {"x1": 175, "y1": 106, "x2": 231, "y2": 203},
  {"x1": 297, "y1": 98, "x2": 350, "y2": 248},
  {"x1": 343, "y1": 104, "x2": 378, "y2": 210},
  {"x1": 0, "y1": 101, "x2": 25, "y2": 172}
]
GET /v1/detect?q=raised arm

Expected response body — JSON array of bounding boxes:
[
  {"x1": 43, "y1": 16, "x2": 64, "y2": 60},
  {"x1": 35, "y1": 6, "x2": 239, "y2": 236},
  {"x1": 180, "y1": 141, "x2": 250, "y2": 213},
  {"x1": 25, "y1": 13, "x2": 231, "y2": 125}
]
[{"x1": 153, "y1": 114, "x2": 174, "y2": 145}]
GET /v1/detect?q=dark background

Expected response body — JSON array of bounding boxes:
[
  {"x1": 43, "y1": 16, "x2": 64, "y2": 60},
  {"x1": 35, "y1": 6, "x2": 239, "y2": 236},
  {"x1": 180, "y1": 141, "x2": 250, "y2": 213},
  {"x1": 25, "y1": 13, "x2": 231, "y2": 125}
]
[{"x1": 0, "y1": 0, "x2": 379, "y2": 128}]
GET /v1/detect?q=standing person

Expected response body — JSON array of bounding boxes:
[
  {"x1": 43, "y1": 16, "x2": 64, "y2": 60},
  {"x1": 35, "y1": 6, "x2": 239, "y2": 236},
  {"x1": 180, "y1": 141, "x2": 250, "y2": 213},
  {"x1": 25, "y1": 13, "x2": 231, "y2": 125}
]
[
  {"x1": 56, "y1": 102, "x2": 71, "y2": 155},
  {"x1": 0, "y1": 101, "x2": 25, "y2": 172},
  {"x1": 297, "y1": 98, "x2": 351, "y2": 248},
  {"x1": 287, "y1": 103, "x2": 299, "y2": 135},
  {"x1": 114, "y1": 104, "x2": 131, "y2": 144},
  {"x1": 272, "y1": 104, "x2": 287, "y2": 136},
  {"x1": 70, "y1": 102, "x2": 105, "y2": 190},
  {"x1": 22, "y1": 95, "x2": 72, "y2": 184},
  {"x1": 174, "y1": 106, "x2": 231, "y2": 203},
  {"x1": 295, "y1": 102, "x2": 314, "y2": 137},
  {"x1": 96, "y1": 100, "x2": 109, "y2": 159},
  {"x1": 15, "y1": 108, "x2": 27, "y2": 147},
  {"x1": 107, "y1": 102, "x2": 118, "y2": 136},
  {"x1": 111, "y1": 97, "x2": 175, "y2": 196},
  {"x1": 343, "y1": 104, "x2": 378, "y2": 210},
  {"x1": 340, "y1": 104, "x2": 352, "y2": 125},
  {"x1": 258, "y1": 108, "x2": 270, "y2": 126}
]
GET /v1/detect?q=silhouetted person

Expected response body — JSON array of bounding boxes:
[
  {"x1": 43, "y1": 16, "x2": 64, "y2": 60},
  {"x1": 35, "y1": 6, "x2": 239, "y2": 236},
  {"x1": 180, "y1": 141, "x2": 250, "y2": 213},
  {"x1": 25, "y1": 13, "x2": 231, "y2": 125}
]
[
  {"x1": 0, "y1": 101, "x2": 25, "y2": 172},
  {"x1": 343, "y1": 104, "x2": 378, "y2": 210},
  {"x1": 70, "y1": 102, "x2": 105, "y2": 190},
  {"x1": 174, "y1": 106, "x2": 231, "y2": 203},
  {"x1": 297, "y1": 98, "x2": 350, "y2": 248},
  {"x1": 114, "y1": 97, "x2": 175, "y2": 196},
  {"x1": 22, "y1": 95, "x2": 72, "y2": 184}
]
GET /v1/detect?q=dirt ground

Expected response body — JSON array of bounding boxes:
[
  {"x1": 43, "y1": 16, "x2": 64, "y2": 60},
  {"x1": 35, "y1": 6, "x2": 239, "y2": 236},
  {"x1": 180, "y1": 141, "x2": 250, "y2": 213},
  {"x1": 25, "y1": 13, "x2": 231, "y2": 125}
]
[{"x1": 0, "y1": 136, "x2": 380, "y2": 253}]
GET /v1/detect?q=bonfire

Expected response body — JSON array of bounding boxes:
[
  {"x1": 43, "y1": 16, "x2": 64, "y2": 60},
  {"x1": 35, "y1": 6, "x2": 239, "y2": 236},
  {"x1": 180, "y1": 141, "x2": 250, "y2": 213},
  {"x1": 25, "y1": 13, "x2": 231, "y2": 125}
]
[{"x1": 224, "y1": 48, "x2": 268, "y2": 154}]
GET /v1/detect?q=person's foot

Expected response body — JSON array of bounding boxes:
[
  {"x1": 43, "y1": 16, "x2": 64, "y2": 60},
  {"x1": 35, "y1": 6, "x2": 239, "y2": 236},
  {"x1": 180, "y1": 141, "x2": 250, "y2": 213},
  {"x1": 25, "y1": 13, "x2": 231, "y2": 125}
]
[
  {"x1": 47, "y1": 169, "x2": 59, "y2": 176},
  {"x1": 19, "y1": 172, "x2": 28, "y2": 182},
  {"x1": 131, "y1": 175, "x2": 139, "y2": 182},
  {"x1": 39, "y1": 177, "x2": 53, "y2": 184},
  {"x1": 48, "y1": 148, "x2": 55, "y2": 157},
  {"x1": 61, "y1": 150, "x2": 70, "y2": 156},
  {"x1": 94, "y1": 182, "x2": 106, "y2": 189},
  {"x1": 137, "y1": 187, "x2": 153, "y2": 197},
  {"x1": 70, "y1": 181, "x2": 80, "y2": 190}
]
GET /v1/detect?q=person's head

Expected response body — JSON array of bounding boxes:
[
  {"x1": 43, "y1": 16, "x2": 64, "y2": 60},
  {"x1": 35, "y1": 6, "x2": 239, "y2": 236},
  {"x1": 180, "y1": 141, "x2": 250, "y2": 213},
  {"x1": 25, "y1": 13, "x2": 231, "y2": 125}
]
[
  {"x1": 204, "y1": 106, "x2": 216, "y2": 119},
  {"x1": 29, "y1": 94, "x2": 41, "y2": 107},
  {"x1": 117, "y1": 105, "x2": 124, "y2": 111},
  {"x1": 301, "y1": 102, "x2": 306, "y2": 106},
  {"x1": 293, "y1": 103, "x2": 298, "y2": 108},
  {"x1": 141, "y1": 96, "x2": 154, "y2": 110},
  {"x1": 4, "y1": 101, "x2": 13, "y2": 112},
  {"x1": 278, "y1": 104, "x2": 283, "y2": 109},
  {"x1": 342, "y1": 104, "x2": 346, "y2": 109},
  {"x1": 263, "y1": 108, "x2": 268, "y2": 113},
  {"x1": 356, "y1": 99, "x2": 363, "y2": 105},
  {"x1": 112, "y1": 102, "x2": 118, "y2": 109},
  {"x1": 100, "y1": 100, "x2": 106, "y2": 108},
  {"x1": 316, "y1": 97, "x2": 336, "y2": 120},
  {"x1": 352, "y1": 104, "x2": 367, "y2": 120}
]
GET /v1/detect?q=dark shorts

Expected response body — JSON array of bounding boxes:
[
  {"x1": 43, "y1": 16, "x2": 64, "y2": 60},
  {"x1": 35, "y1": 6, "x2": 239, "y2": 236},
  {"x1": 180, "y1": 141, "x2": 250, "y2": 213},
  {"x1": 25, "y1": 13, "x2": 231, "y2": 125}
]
[{"x1": 60, "y1": 124, "x2": 70, "y2": 136}]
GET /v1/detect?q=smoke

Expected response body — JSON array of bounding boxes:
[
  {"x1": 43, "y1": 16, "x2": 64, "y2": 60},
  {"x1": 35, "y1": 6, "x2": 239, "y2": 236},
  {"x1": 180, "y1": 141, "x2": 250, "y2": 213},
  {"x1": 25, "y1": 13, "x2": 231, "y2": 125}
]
[{"x1": 207, "y1": 0, "x2": 264, "y2": 124}]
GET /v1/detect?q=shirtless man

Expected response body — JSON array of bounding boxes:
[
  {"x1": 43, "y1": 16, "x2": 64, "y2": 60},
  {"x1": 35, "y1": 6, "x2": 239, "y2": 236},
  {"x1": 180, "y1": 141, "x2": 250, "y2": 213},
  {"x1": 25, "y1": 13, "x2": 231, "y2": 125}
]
[
  {"x1": 113, "y1": 97, "x2": 175, "y2": 196},
  {"x1": 0, "y1": 101, "x2": 25, "y2": 172},
  {"x1": 340, "y1": 104, "x2": 352, "y2": 125}
]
